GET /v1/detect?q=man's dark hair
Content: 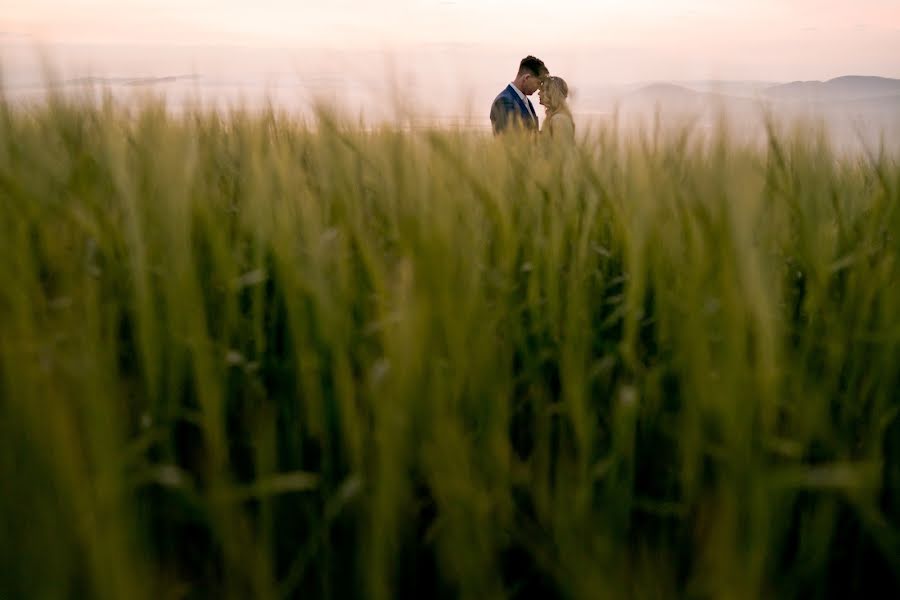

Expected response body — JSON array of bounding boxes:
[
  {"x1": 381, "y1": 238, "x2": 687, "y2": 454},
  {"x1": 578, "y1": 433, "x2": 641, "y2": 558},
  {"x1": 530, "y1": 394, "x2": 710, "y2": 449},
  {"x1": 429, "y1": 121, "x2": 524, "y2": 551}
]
[{"x1": 518, "y1": 55, "x2": 548, "y2": 78}]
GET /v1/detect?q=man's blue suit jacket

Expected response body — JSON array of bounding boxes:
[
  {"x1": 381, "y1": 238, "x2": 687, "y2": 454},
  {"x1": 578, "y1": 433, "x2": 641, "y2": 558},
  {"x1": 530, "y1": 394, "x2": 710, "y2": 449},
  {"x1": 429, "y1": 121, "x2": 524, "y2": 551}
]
[{"x1": 490, "y1": 84, "x2": 539, "y2": 135}]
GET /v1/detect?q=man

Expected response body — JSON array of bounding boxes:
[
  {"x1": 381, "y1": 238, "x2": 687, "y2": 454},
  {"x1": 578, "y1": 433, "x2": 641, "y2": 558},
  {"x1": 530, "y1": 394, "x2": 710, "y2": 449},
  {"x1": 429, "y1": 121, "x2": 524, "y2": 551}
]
[{"x1": 490, "y1": 55, "x2": 549, "y2": 135}]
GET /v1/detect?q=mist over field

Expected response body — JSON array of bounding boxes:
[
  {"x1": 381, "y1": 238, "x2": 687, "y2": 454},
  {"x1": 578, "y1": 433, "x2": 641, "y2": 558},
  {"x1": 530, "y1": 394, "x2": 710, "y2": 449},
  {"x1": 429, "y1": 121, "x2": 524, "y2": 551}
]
[{"x1": 3, "y1": 40, "x2": 899, "y2": 150}]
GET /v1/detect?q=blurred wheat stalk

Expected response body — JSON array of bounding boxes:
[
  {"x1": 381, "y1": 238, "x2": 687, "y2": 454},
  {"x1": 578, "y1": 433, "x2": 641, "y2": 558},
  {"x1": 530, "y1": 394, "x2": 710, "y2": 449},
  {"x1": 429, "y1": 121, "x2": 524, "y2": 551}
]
[{"x1": 0, "y1": 88, "x2": 898, "y2": 600}]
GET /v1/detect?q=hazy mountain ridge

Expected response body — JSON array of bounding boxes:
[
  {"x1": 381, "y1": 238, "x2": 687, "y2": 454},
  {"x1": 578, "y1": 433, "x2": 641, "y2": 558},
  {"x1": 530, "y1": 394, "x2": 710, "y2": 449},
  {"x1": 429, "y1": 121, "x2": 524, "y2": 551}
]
[
  {"x1": 765, "y1": 76, "x2": 900, "y2": 101},
  {"x1": 624, "y1": 76, "x2": 900, "y2": 103},
  {"x1": 591, "y1": 76, "x2": 900, "y2": 117},
  {"x1": 575, "y1": 76, "x2": 900, "y2": 153}
]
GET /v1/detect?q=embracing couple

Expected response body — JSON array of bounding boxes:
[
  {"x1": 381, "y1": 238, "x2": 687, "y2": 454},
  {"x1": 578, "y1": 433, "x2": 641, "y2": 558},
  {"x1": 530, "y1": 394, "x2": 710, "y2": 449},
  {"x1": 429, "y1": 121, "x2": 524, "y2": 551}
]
[{"x1": 490, "y1": 55, "x2": 573, "y2": 141}]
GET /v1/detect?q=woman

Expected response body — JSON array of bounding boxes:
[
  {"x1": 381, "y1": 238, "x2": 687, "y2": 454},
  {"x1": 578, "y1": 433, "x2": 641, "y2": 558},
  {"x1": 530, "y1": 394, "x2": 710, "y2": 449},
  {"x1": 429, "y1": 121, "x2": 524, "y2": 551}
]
[{"x1": 538, "y1": 76, "x2": 575, "y2": 142}]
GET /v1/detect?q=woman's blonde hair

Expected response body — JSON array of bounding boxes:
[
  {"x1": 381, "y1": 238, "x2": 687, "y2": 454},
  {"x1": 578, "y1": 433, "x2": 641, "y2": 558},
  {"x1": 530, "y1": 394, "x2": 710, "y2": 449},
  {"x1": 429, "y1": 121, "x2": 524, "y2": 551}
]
[{"x1": 542, "y1": 76, "x2": 571, "y2": 117}]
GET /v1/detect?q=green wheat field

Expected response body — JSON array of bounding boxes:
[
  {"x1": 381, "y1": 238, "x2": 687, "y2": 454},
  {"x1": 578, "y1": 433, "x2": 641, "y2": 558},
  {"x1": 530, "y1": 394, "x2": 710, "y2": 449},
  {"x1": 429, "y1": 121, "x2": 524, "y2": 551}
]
[{"x1": 1, "y1": 91, "x2": 899, "y2": 599}]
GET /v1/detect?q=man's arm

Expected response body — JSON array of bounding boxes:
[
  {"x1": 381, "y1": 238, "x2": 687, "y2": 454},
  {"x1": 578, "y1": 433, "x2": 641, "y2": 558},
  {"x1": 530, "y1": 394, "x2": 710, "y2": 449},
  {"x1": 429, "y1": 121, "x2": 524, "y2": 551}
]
[{"x1": 490, "y1": 96, "x2": 519, "y2": 135}]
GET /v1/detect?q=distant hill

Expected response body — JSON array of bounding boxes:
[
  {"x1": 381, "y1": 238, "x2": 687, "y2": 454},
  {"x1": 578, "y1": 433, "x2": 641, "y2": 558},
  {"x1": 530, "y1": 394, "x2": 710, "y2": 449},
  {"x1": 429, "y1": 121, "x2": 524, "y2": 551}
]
[
  {"x1": 582, "y1": 77, "x2": 899, "y2": 134},
  {"x1": 629, "y1": 83, "x2": 703, "y2": 102},
  {"x1": 765, "y1": 76, "x2": 900, "y2": 101},
  {"x1": 611, "y1": 77, "x2": 900, "y2": 115}
]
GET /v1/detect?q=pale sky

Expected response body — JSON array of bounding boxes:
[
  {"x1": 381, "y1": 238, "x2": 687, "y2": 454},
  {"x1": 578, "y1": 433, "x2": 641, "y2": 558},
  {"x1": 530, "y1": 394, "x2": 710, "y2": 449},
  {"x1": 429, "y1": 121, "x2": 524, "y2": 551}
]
[{"x1": 2, "y1": 1, "x2": 900, "y2": 81}]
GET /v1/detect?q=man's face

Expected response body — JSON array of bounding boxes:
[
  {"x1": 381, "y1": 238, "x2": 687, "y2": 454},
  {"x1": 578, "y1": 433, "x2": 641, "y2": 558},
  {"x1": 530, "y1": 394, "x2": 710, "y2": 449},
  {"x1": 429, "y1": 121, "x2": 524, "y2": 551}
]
[{"x1": 522, "y1": 72, "x2": 546, "y2": 96}]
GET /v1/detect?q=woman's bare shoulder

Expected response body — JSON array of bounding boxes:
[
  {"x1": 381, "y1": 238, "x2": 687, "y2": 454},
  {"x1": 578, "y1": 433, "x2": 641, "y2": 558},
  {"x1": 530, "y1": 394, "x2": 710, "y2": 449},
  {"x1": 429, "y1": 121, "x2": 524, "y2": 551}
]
[{"x1": 548, "y1": 113, "x2": 575, "y2": 138}]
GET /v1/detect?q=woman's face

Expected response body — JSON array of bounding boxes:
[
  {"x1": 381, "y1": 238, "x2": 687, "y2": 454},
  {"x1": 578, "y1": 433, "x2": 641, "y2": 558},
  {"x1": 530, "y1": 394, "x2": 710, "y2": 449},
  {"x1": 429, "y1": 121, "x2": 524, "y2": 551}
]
[
  {"x1": 538, "y1": 81, "x2": 556, "y2": 108},
  {"x1": 538, "y1": 84, "x2": 549, "y2": 107}
]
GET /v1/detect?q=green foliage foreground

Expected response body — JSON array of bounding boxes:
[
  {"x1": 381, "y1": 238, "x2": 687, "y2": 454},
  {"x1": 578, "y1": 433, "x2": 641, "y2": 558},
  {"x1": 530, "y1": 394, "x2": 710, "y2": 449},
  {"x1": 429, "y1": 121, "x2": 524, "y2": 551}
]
[{"x1": 1, "y1": 94, "x2": 899, "y2": 599}]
